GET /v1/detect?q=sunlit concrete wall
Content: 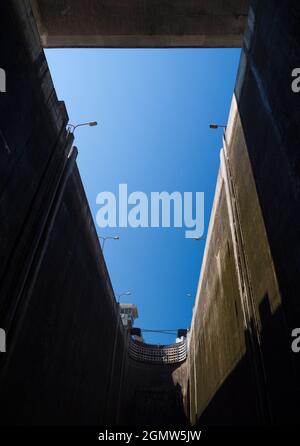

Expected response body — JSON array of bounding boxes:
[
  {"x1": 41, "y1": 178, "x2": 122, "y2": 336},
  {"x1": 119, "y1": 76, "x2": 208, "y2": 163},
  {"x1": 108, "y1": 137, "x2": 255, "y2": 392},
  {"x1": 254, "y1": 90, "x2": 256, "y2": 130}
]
[
  {"x1": 181, "y1": 93, "x2": 283, "y2": 425},
  {"x1": 182, "y1": 0, "x2": 300, "y2": 425},
  {"x1": 183, "y1": 165, "x2": 251, "y2": 425}
]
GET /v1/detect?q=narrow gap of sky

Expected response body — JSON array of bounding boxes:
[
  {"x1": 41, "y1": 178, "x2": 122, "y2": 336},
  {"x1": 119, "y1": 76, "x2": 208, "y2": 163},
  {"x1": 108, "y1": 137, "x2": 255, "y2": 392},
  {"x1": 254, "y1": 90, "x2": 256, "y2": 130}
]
[{"x1": 46, "y1": 48, "x2": 241, "y2": 344}]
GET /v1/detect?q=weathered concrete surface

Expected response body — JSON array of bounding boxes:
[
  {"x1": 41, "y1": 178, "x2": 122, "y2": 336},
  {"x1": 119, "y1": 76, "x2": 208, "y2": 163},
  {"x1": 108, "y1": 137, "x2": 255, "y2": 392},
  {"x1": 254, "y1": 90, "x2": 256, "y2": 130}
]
[
  {"x1": 180, "y1": 93, "x2": 292, "y2": 425},
  {"x1": 0, "y1": 0, "x2": 128, "y2": 425},
  {"x1": 31, "y1": 0, "x2": 249, "y2": 48},
  {"x1": 122, "y1": 358, "x2": 187, "y2": 426},
  {"x1": 1, "y1": 0, "x2": 300, "y2": 427},
  {"x1": 181, "y1": 159, "x2": 263, "y2": 425},
  {"x1": 0, "y1": 0, "x2": 188, "y2": 426},
  {"x1": 181, "y1": 0, "x2": 300, "y2": 426},
  {"x1": 233, "y1": 0, "x2": 300, "y2": 423}
]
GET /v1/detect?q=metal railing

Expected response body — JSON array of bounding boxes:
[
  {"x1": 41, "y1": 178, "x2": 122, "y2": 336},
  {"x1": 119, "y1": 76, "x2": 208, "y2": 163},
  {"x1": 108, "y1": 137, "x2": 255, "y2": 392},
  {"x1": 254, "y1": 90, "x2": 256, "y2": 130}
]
[{"x1": 128, "y1": 338, "x2": 187, "y2": 364}]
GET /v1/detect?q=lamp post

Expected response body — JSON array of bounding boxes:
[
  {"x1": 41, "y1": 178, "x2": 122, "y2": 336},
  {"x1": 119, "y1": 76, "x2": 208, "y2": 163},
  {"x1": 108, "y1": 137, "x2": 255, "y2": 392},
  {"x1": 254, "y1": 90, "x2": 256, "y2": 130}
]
[
  {"x1": 116, "y1": 291, "x2": 131, "y2": 303},
  {"x1": 209, "y1": 123, "x2": 226, "y2": 129},
  {"x1": 98, "y1": 235, "x2": 119, "y2": 251},
  {"x1": 67, "y1": 121, "x2": 98, "y2": 134}
]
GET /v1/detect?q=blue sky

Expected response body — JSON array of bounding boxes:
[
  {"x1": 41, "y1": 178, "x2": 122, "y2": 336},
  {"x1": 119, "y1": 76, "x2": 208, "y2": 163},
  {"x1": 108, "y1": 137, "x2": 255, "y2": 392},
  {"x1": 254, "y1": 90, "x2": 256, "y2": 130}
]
[{"x1": 46, "y1": 48, "x2": 240, "y2": 344}]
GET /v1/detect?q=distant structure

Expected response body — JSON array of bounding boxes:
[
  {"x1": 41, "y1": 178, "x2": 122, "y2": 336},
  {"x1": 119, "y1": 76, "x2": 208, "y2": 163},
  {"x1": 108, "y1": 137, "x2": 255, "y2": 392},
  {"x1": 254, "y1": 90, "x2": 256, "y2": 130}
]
[
  {"x1": 120, "y1": 308, "x2": 188, "y2": 365},
  {"x1": 119, "y1": 303, "x2": 138, "y2": 328},
  {"x1": 130, "y1": 327, "x2": 144, "y2": 343},
  {"x1": 128, "y1": 338, "x2": 187, "y2": 364}
]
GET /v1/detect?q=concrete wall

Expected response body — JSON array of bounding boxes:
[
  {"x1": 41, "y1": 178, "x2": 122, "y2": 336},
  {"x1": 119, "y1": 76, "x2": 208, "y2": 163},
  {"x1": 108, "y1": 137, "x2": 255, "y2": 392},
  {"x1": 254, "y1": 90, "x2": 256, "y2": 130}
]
[
  {"x1": 180, "y1": 93, "x2": 289, "y2": 425},
  {"x1": 1, "y1": 0, "x2": 300, "y2": 427},
  {"x1": 181, "y1": 157, "x2": 258, "y2": 424},
  {"x1": 233, "y1": 0, "x2": 300, "y2": 423},
  {"x1": 31, "y1": 0, "x2": 249, "y2": 48},
  {"x1": 181, "y1": 0, "x2": 300, "y2": 425},
  {"x1": 122, "y1": 357, "x2": 187, "y2": 426},
  {"x1": 0, "y1": 0, "x2": 128, "y2": 425}
]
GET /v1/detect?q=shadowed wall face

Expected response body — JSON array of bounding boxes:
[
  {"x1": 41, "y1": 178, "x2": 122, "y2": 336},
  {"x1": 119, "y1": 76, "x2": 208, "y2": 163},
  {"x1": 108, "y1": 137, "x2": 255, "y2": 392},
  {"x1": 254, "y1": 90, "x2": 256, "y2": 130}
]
[
  {"x1": 31, "y1": 0, "x2": 249, "y2": 48},
  {"x1": 123, "y1": 359, "x2": 187, "y2": 426},
  {"x1": 234, "y1": 0, "x2": 300, "y2": 423},
  {"x1": 0, "y1": 1, "x2": 128, "y2": 425}
]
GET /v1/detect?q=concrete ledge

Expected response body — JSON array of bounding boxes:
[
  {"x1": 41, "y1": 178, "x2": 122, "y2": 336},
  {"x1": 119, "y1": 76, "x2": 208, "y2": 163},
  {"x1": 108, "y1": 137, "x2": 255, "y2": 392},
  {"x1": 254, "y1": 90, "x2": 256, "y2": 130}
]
[
  {"x1": 31, "y1": 0, "x2": 249, "y2": 48},
  {"x1": 39, "y1": 33, "x2": 245, "y2": 48}
]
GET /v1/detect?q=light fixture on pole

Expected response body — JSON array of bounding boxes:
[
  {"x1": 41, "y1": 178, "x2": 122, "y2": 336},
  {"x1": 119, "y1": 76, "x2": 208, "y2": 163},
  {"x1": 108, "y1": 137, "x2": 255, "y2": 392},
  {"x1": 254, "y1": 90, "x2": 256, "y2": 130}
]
[
  {"x1": 67, "y1": 121, "x2": 98, "y2": 134},
  {"x1": 98, "y1": 235, "x2": 120, "y2": 251},
  {"x1": 209, "y1": 123, "x2": 226, "y2": 129},
  {"x1": 116, "y1": 291, "x2": 131, "y2": 303}
]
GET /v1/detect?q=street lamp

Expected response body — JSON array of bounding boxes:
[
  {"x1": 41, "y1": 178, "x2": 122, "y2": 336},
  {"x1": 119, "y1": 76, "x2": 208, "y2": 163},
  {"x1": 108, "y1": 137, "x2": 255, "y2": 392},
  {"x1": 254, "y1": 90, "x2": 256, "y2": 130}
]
[
  {"x1": 116, "y1": 291, "x2": 131, "y2": 303},
  {"x1": 209, "y1": 123, "x2": 226, "y2": 129},
  {"x1": 67, "y1": 121, "x2": 98, "y2": 134},
  {"x1": 98, "y1": 235, "x2": 119, "y2": 251}
]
